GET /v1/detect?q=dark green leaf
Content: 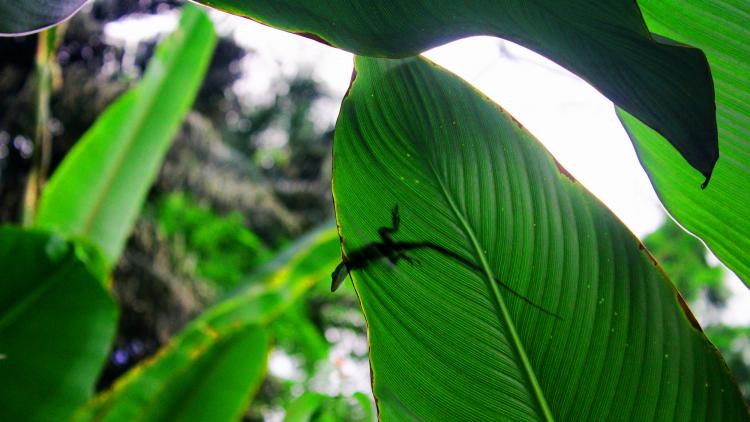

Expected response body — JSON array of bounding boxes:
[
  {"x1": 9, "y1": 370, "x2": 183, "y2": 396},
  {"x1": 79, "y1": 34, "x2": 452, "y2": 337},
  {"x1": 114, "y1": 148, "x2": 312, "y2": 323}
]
[
  {"x1": 74, "y1": 225, "x2": 340, "y2": 422},
  {"x1": 0, "y1": 0, "x2": 86, "y2": 36},
  {"x1": 34, "y1": 4, "x2": 217, "y2": 264},
  {"x1": 0, "y1": 226, "x2": 117, "y2": 422},
  {"x1": 333, "y1": 56, "x2": 747, "y2": 420},
  {"x1": 620, "y1": 0, "x2": 750, "y2": 287},
  {"x1": 196, "y1": 0, "x2": 718, "y2": 180}
]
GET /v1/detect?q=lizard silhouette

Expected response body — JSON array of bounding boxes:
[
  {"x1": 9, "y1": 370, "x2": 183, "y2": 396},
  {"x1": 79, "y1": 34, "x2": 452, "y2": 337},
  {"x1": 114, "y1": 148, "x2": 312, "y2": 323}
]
[{"x1": 332, "y1": 205, "x2": 561, "y2": 320}]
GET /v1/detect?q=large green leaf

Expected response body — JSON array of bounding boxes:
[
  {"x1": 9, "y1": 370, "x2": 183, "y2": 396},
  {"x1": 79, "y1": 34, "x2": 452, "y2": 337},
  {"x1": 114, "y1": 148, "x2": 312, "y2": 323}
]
[
  {"x1": 196, "y1": 0, "x2": 717, "y2": 182},
  {"x1": 333, "y1": 56, "x2": 748, "y2": 420},
  {"x1": 34, "y1": 4, "x2": 216, "y2": 264},
  {"x1": 619, "y1": 0, "x2": 750, "y2": 287},
  {"x1": 0, "y1": 0, "x2": 87, "y2": 36},
  {"x1": 0, "y1": 226, "x2": 117, "y2": 422},
  {"x1": 74, "y1": 226, "x2": 340, "y2": 422}
]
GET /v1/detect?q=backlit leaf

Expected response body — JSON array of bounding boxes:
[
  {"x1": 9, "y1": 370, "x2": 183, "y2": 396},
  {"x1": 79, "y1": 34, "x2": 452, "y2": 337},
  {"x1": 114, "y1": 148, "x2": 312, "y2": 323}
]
[
  {"x1": 196, "y1": 0, "x2": 718, "y2": 180},
  {"x1": 332, "y1": 56, "x2": 748, "y2": 420},
  {"x1": 0, "y1": 0, "x2": 87, "y2": 36},
  {"x1": 620, "y1": 0, "x2": 750, "y2": 287}
]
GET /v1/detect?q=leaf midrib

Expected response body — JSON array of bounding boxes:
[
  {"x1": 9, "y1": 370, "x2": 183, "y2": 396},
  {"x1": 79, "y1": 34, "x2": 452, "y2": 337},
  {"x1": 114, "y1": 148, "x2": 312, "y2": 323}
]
[
  {"x1": 432, "y1": 170, "x2": 554, "y2": 421},
  {"x1": 78, "y1": 90, "x2": 148, "y2": 238},
  {"x1": 79, "y1": 24, "x2": 190, "y2": 243},
  {"x1": 0, "y1": 254, "x2": 75, "y2": 332}
]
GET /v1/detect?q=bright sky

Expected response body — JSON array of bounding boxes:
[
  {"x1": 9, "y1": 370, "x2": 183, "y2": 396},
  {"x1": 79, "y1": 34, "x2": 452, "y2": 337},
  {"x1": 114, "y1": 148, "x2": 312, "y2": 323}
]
[{"x1": 105, "y1": 7, "x2": 750, "y2": 323}]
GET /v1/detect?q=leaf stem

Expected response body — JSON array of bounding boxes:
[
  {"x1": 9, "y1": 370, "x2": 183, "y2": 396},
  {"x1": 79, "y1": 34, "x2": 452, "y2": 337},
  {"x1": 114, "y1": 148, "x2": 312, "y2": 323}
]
[{"x1": 22, "y1": 27, "x2": 62, "y2": 225}]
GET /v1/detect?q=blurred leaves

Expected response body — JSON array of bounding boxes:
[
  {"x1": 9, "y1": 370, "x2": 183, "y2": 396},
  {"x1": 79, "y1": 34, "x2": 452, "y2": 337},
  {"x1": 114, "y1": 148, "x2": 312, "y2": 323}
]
[
  {"x1": 644, "y1": 217, "x2": 748, "y2": 402},
  {"x1": 75, "y1": 224, "x2": 341, "y2": 422},
  {"x1": 644, "y1": 217, "x2": 726, "y2": 305},
  {"x1": 194, "y1": 0, "x2": 718, "y2": 181},
  {"x1": 620, "y1": 0, "x2": 750, "y2": 287},
  {"x1": 0, "y1": 226, "x2": 117, "y2": 422},
  {"x1": 643, "y1": 217, "x2": 750, "y2": 401},
  {"x1": 34, "y1": 4, "x2": 217, "y2": 264},
  {"x1": 155, "y1": 193, "x2": 270, "y2": 290},
  {"x1": 272, "y1": 302, "x2": 330, "y2": 374},
  {"x1": 2, "y1": 1, "x2": 746, "y2": 421}
]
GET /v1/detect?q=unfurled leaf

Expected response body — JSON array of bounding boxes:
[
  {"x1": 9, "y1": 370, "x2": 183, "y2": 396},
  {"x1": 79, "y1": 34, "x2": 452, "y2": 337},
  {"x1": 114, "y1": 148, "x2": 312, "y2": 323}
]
[
  {"x1": 0, "y1": 226, "x2": 117, "y2": 422},
  {"x1": 620, "y1": 0, "x2": 750, "y2": 288},
  {"x1": 34, "y1": 4, "x2": 216, "y2": 264},
  {"x1": 333, "y1": 56, "x2": 748, "y2": 420},
  {"x1": 74, "y1": 225, "x2": 340, "y2": 422}
]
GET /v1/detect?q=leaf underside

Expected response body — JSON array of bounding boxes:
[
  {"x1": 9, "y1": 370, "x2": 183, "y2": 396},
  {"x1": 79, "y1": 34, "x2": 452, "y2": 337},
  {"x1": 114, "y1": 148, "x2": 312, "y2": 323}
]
[
  {"x1": 332, "y1": 56, "x2": 748, "y2": 421},
  {"x1": 620, "y1": 0, "x2": 750, "y2": 288},
  {"x1": 34, "y1": 4, "x2": 217, "y2": 264}
]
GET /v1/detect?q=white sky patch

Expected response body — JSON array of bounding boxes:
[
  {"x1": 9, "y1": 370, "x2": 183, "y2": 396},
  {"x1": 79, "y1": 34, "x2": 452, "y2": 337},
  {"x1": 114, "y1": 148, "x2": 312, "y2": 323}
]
[
  {"x1": 103, "y1": 11, "x2": 179, "y2": 76},
  {"x1": 268, "y1": 348, "x2": 304, "y2": 382},
  {"x1": 104, "y1": 12, "x2": 178, "y2": 42},
  {"x1": 725, "y1": 278, "x2": 750, "y2": 325}
]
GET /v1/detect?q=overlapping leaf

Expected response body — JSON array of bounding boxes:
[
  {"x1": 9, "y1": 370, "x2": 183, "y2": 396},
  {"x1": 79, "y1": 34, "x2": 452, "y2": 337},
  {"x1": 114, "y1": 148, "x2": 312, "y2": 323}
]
[
  {"x1": 619, "y1": 0, "x2": 750, "y2": 287},
  {"x1": 195, "y1": 0, "x2": 717, "y2": 181},
  {"x1": 333, "y1": 56, "x2": 748, "y2": 420},
  {"x1": 0, "y1": 0, "x2": 87, "y2": 35},
  {"x1": 34, "y1": 4, "x2": 216, "y2": 264},
  {"x1": 0, "y1": 226, "x2": 117, "y2": 422}
]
